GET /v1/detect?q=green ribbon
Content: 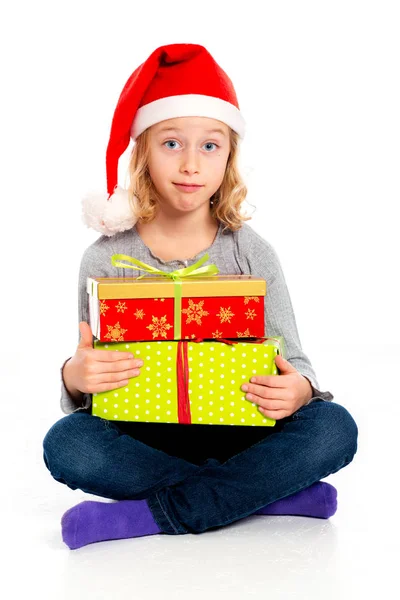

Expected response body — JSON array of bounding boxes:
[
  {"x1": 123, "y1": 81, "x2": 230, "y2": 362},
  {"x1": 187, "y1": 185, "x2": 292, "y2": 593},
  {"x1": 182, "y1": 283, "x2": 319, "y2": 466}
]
[{"x1": 111, "y1": 253, "x2": 219, "y2": 339}]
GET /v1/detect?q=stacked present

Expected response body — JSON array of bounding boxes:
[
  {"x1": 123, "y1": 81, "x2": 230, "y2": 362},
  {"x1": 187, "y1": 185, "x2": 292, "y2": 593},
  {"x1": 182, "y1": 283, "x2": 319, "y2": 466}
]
[{"x1": 88, "y1": 253, "x2": 285, "y2": 427}]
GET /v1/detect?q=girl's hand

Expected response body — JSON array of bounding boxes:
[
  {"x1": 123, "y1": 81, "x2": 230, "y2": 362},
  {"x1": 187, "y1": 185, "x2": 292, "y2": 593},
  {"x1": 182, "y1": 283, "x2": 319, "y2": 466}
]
[
  {"x1": 63, "y1": 321, "x2": 144, "y2": 396},
  {"x1": 241, "y1": 354, "x2": 313, "y2": 420}
]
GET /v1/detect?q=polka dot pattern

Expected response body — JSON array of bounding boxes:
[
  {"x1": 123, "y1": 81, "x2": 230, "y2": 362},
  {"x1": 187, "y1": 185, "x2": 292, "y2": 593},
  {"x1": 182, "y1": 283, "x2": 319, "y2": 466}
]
[{"x1": 92, "y1": 339, "x2": 282, "y2": 427}]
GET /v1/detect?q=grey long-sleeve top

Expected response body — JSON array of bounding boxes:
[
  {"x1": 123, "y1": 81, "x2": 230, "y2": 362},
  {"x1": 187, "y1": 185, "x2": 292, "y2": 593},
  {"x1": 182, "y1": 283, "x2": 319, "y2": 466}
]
[{"x1": 60, "y1": 222, "x2": 334, "y2": 414}]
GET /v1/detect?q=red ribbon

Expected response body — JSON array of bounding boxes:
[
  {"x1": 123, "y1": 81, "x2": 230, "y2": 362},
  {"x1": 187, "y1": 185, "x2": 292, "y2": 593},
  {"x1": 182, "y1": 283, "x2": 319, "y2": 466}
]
[
  {"x1": 177, "y1": 341, "x2": 191, "y2": 424},
  {"x1": 175, "y1": 337, "x2": 282, "y2": 424}
]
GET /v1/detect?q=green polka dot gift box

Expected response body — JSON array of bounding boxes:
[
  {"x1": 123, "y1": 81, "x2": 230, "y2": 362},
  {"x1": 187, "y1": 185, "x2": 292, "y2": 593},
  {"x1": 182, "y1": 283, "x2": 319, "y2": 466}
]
[{"x1": 92, "y1": 336, "x2": 285, "y2": 427}]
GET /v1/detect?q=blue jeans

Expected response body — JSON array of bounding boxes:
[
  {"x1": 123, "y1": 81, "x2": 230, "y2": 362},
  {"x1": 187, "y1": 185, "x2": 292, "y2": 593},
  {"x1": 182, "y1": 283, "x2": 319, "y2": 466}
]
[{"x1": 42, "y1": 400, "x2": 358, "y2": 534}]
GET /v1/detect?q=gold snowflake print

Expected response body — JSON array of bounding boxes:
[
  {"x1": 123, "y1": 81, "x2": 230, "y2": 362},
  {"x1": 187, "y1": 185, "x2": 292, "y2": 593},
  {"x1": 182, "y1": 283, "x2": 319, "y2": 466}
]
[
  {"x1": 236, "y1": 328, "x2": 252, "y2": 337},
  {"x1": 184, "y1": 334, "x2": 197, "y2": 339},
  {"x1": 104, "y1": 322, "x2": 128, "y2": 342},
  {"x1": 212, "y1": 329, "x2": 223, "y2": 338},
  {"x1": 134, "y1": 309, "x2": 145, "y2": 320},
  {"x1": 245, "y1": 308, "x2": 257, "y2": 320},
  {"x1": 154, "y1": 298, "x2": 165, "y2": 302},
  {"x1": 182, "y1": 300, "x2": 209, "y2": 325},
  {"x1": 244, "y1": 296, "x2": 260, "y2": 304},
  {"x1": 116, "y1": 301, "x2": 127, "y2": 313},
  {"x1": 100, "y1": 301, "x2": 110, "y2": 316},
  {"x1": 217, "y1": 306, "x2": 235, "y2": 323},
  {"x1": 146, "y1": 315, "x2": 173, "y2": 339}
]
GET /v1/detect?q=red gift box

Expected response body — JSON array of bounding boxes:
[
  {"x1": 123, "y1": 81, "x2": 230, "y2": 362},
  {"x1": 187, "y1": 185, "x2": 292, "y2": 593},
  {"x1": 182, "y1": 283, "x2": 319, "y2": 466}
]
[{"x1": 87, "y1": 275, "x2": 266, "y2": 342}]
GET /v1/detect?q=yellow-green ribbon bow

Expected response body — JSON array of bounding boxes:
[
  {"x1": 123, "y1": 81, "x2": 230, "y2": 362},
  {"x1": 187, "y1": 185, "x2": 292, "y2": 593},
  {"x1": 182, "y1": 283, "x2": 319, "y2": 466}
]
[{"x1": 111, "y1": 253, "x2": 219, "y2": 339}]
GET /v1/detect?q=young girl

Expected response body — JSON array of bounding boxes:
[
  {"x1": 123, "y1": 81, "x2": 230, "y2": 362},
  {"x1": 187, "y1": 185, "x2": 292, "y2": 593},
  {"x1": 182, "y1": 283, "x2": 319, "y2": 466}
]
[{"x1": 43, "y1": 43, "x2": 358, "y2": 550}]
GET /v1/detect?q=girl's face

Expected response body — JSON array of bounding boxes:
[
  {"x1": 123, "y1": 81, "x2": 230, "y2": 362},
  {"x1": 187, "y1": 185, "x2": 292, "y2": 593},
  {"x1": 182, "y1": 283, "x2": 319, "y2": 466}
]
[{"x1": 147, "y1": 117, "x2": 231, "y2": 216}]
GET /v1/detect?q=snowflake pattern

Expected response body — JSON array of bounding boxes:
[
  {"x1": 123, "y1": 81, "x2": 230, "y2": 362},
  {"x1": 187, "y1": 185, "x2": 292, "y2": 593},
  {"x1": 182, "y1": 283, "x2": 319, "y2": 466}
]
[
  {"x1": 217, "y1": 306, "x2": 235, "y2": 323},
  {"x1": 104, "y1": 322, "x2": 128, "y2": 342},
  {"x1": 236, "y1": 328, "x2": 252, "y2": 337},
  {"x1": 134, "y1": 309, "x2": 145, "y2": 320},
  {"x1": 243, "y1": 296, "x2": 260, "y2": 304},
  {"x1": 184, "y1": 334, "x2": 197, "y2": 339},
  {"x1": 154, "y1": 298, "x2": 165, "y2": 302},
  {"x1": 212, "y1": 329, "x2": 223, "y2": 338},
  {"x1": 99, "y1": 301, "x2": 110, "y2": 316},
  {"x1": 146, "y1": 315, "x2": 173, "y2": 339},
  {"x1": 116, "y1": 301, "x2": 127, "y2": 313},
  {"x1": 245, "y1": 308, "x2": 257, "y2": 320},
  {"x1": 182, "y1": 300, "x2": 209, "y2": 325}
]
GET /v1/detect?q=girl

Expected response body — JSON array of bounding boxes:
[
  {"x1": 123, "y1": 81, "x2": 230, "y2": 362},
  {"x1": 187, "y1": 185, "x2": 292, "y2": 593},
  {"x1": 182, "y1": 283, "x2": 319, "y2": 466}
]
[{"x1": 43, "y1": 43, "x2": 358, "y2": 550}]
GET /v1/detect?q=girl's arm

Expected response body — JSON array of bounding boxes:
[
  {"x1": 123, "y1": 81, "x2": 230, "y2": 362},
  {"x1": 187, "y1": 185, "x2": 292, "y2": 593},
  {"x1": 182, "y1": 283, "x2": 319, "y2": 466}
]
[
  {"x1": 60, "y1": 238, "x2": 116, "y2": 414},
  {"x1": 237, "y1": 225, "x2": 334, "y2": 405}
]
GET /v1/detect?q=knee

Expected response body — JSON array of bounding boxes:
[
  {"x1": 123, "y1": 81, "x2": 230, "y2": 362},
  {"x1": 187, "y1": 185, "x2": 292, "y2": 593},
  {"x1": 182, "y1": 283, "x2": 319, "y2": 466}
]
[
  {"x1": 43, "y1": 413, "x2": 97, "y2": 481},
  {"x1": 295, "y1": 400, "x2": 358, "y2": 471},
  {"x1": 316, "y1": 401, "x2": 358, "y2": 464}
]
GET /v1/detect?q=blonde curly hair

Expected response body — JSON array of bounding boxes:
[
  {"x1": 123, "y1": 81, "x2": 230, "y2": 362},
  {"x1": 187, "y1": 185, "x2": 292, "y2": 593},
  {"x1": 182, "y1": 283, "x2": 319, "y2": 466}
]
[{"x1": 125, "y1": 127, "x2": 252, "y2": 232}]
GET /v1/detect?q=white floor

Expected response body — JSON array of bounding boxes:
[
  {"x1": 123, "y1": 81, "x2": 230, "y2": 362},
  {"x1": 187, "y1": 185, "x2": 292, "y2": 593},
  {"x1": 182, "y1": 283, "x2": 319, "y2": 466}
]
[{"x1": 6, "y1": 347, "x2": 397, "y2": 600}]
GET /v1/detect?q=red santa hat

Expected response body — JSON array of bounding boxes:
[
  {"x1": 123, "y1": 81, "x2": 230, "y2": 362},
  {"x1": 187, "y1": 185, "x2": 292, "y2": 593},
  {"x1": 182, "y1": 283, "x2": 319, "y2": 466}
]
[{"x1": 82, "y1": 43, "x2": 246, "y2": 236}]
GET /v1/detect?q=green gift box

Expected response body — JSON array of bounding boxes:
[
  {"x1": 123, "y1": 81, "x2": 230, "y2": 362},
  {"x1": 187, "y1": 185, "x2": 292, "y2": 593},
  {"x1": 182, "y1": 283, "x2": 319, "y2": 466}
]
[{"x1": 92, "y1": 336, "x2": 285, "y2": 427}]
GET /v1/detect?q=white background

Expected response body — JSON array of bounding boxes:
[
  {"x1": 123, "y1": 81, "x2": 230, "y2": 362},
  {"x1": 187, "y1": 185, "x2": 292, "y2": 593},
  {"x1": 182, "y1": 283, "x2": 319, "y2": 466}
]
[{"x1": 1, "y1": 1, "x2": 399, "y2": 598}]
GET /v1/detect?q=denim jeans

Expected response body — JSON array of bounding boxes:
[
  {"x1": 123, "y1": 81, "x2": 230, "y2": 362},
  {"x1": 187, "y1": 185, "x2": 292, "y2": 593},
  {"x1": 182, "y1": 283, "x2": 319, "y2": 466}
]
[{"x1": 43, "y1": 399, "x2": 358, "y2": 534}]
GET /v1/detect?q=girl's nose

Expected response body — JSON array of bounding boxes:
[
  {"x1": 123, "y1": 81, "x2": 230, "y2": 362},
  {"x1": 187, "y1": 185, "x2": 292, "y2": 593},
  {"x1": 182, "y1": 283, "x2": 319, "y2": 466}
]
[{"x1": 179, "y1": 148, "x2": 200, "y2": 174}]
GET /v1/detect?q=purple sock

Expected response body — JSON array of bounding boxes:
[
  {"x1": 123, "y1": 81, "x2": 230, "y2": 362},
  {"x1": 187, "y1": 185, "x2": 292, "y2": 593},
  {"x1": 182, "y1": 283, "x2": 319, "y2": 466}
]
[
  {"x1": 253, "y1": 481, "x2": 337, "y2": 519},
  {"x1": 61, "y1": 499, "x2": 162, "y2": 550},
  {"x1": 61, "y1": 482, "x2": 337, "y2": 548}
]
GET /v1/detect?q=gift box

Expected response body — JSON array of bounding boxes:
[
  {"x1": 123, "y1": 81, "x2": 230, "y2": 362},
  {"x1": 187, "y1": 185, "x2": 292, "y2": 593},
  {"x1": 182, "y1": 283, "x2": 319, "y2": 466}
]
[
  {"x1": 87, "y1": 253, "x2": 266, "y2": 342},
  {"x1": 91, "y1": 336, "x2": 285, "y2": 427},
  {"x1": 88, "y1": 275, "x2": 266, "y2": 343}
]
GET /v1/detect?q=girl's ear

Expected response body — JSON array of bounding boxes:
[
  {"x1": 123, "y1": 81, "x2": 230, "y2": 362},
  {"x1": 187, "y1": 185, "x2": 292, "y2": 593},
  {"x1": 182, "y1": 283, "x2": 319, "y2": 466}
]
[{"x1": 82, "y1": 186, "x2": 138, "y2": 237}]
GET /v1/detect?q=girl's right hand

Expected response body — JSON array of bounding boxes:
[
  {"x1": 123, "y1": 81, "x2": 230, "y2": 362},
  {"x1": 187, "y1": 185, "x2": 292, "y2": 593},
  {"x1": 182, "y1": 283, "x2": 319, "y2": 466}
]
[{"x1": 63, "y1": 321, "x2": 143, "y2": 395}]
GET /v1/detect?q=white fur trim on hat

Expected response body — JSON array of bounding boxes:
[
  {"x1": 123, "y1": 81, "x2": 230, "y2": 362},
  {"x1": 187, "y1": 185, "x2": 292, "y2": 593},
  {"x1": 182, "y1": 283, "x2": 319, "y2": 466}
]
[
  {"x1": 131, "y1": 94, "x2": 246, "y2": 140},
  {"x1": 82, "y1": 186, "x2": 138, "y2": 236}
]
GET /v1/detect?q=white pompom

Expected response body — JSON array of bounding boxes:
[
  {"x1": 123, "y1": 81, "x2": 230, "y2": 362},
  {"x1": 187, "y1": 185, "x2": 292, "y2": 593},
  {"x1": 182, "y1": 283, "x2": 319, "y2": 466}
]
[{"x1": 82, "y1": 186, "x2": 138, "y2": 236}]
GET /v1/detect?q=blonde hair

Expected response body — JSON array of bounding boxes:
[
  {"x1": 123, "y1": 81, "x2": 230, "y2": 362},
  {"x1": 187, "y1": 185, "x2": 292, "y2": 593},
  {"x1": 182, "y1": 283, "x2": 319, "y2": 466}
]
[{"x1": 126, "y1": 127, "x2": 252, "y2": 232}]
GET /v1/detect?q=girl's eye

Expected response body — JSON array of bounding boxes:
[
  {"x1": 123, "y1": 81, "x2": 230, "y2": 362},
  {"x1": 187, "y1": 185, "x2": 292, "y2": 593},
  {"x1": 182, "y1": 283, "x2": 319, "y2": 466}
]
[
  {"x1": 203, "y1": 142, "x2": 218, "y2": 152},
  {"x1": 164, "y1": 140, "x2": 181, "y2": 149}
]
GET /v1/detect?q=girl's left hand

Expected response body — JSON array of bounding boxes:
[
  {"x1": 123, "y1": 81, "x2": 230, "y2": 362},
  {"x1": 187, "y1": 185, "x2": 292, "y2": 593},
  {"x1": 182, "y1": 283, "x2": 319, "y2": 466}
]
[{"x1": 241, "y1": 354, "x2": 313, "y2": 420}]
